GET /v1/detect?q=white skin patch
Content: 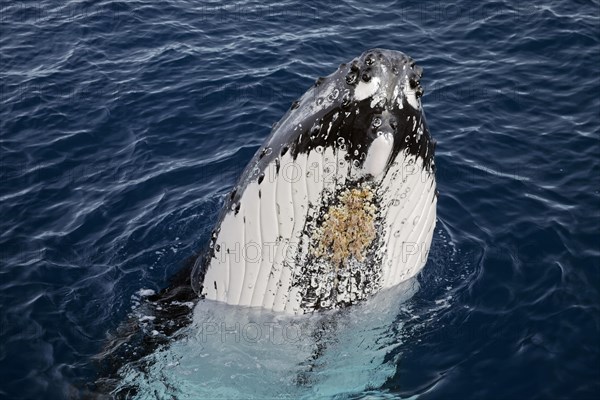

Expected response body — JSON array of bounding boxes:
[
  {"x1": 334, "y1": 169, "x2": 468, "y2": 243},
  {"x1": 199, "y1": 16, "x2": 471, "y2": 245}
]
[
  {"x1": 362, "y1": 132, "x2": 394, "y2": 178},
  {"x1": 354, "y1": 77, "x2": 381, "y2": 101},
  {"x1": 378, "y1": 153, "x2": 436, "y2": 288},
  {"x1": 403, "y1": 75, "x2": 420, "y2": 109}
]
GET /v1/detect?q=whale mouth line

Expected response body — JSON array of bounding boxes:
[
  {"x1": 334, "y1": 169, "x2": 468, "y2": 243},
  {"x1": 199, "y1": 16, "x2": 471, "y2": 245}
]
[{"x1": 192, "y1": 48, "x2": 438, "y2": 314}]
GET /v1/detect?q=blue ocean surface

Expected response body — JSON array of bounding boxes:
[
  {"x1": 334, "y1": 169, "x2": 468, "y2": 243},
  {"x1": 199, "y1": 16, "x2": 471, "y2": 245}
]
[{"x1": 1, "y1": 0, "x2": 599, "y2": 398}]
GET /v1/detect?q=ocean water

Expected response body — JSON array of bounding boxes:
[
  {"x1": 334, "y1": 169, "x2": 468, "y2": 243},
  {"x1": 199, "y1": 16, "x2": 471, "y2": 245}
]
[{"x1": 1, "y1": 0, "x2": 599, "y2": 399}]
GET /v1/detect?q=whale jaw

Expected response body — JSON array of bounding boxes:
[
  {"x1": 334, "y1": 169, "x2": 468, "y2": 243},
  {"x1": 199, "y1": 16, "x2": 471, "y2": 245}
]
[{"x1": 192, "y1": 49, "x2": 437, "y2": 314}]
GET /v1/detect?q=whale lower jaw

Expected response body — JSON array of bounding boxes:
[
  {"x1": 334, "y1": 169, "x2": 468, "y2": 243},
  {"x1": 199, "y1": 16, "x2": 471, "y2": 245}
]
[{"x1": 198, "y1": 146, "x2": 436, "y2": 314}]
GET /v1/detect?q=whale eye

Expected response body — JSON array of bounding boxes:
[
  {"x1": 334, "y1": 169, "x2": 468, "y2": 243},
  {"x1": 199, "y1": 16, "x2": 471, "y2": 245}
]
[
  {"x1": 315, "y1": 77, "x2": 325, "y2": 87},
  {"x1": 290, "y1": 100, "x2": 300, "y2": 110}
]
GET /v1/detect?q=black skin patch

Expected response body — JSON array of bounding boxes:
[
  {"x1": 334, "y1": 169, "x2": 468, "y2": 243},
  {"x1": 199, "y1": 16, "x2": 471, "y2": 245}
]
[
  {"x1": 290, "y1": 94, "x2": 433, "y2": 174},
  {"x1": 289, "y1": 50, "x2": 433, "y2": 174}
]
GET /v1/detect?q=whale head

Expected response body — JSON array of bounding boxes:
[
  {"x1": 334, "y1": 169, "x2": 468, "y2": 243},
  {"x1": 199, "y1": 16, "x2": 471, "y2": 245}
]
[{"x1": 192, "y1": 49, "x2": 437, "y2": 314}]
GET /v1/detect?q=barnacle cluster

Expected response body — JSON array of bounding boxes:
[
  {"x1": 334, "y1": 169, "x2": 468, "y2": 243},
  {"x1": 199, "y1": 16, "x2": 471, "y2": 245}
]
[{"x1": 312, "y1": 184, "x2": 377, "y2": 266}]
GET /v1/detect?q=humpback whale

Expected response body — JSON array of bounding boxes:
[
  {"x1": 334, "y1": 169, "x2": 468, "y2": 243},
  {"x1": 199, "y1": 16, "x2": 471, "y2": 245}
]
[
  {"x1": 95, "y1": 49, "x2": 437, "y2": 396},
  {"x1": 191, "y1": 48, "x2": 437, "y2": 314}
]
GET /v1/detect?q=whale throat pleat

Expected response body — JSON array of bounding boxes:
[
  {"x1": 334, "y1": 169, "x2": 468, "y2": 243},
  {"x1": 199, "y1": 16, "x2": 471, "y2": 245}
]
[{"x1": 199, "y1": 149, "x2": 436, "y2": 313}]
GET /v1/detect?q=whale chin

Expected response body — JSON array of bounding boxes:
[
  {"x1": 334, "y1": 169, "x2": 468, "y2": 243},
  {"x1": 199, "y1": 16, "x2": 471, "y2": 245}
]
[{"x1": 192, "y1": 49, "x2": 437, "y2": 314}]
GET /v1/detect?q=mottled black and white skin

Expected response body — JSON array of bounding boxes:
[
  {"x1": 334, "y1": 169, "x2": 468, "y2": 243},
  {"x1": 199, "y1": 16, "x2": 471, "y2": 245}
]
[
  {"x1": 94, "y1": 49, "x2": 437, "y2": 395},
  {"x1": 191, "y1": 48, "x2": 437, "y2": 314}
]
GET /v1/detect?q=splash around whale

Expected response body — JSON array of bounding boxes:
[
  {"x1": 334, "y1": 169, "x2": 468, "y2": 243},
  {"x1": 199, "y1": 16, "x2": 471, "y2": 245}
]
[{"x1": 191, "y1": 48, "x2": 437, "y2": 314}]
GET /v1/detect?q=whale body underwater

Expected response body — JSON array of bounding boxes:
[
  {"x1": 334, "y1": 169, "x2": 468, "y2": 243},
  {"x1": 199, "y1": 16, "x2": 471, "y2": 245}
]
[{"x1": 97, "y1": 48, "x2": 437, "y2": 394}]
